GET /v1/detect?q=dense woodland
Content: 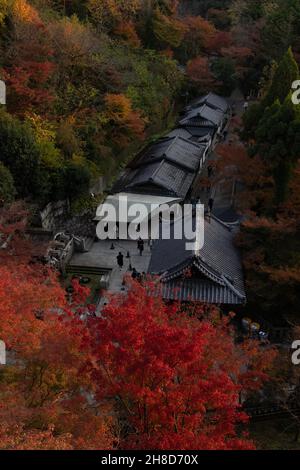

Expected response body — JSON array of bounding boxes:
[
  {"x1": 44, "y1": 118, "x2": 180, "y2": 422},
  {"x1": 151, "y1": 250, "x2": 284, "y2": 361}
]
[
  {"x1": 1, "y1": 0, "x2": 300, "y2": 450},
  {"x1": 1, "y1": 0, "x2": 300, "y2": 207}
]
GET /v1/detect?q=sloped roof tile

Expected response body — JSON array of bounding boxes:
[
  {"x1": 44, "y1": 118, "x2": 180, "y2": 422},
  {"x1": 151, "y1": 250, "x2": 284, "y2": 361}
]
[
  {"x1": 180, "y1": 104, "x2": 224, "y2": 127},
  {"x1": 131, "y1": 136, "x2": 207, "y2": 172},
  {"x1": 148, "y1": 214, "x2": 246, "y2": 304}
]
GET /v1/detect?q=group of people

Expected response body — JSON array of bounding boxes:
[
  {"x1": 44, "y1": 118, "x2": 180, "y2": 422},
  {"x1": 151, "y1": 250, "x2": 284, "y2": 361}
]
[
  {"x1": 116, "y1": 238, "x2": 146, "y2": 270},
  {"x1": 131, "y1": 268, "x2": 146, "y2": 283}
]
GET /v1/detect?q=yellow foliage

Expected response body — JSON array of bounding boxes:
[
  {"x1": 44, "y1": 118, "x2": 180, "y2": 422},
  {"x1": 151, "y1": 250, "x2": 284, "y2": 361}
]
[
  {"x1": 12, "y1": 0, "x2": 40, "y2": 23},
  {"x1": 0, "y1": 0, "x2": 11, "y2": 26},
  {"x1": 87, "y1": 0, "x2": 140, "y2": 27},
  {"x1": 25, "y1": 113, "x2": 56, "y2": 143},
  {"x1": 25, "y1": 113, "x2": 63, "y2": 169},
  {"x1": 104, "y1": 93, "x2": 132, "y2": 121},
  {"x1": 153, "y1": 10, "x2": 186, "y2": 48}
]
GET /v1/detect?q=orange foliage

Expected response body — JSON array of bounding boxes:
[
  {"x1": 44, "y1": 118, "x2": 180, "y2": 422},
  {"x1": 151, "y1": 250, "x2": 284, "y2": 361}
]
[
  {"x1": 104, "y1": 93, "x2": 146, "y2": 146},
  {"x1": 12, "y1": 0, "x2": 41, "y2": 24},
  {"x1": 3, "y1": 1, "x2": 55, "y2": 114},
  {"x1": 181, "y1": 15, "x2": 216, "y2": 55},
  {"x1": 113, "y1": 21, "x2": 141, "y2": 48},
  {"x1": 186, "y1": 56, "x2": 217, "y2": 92}
]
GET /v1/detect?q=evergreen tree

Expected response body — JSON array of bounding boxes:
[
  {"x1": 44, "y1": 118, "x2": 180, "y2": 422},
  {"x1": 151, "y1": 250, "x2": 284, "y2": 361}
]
[
  {"x1": 255, "y1": 98, "x2": 300, "y2": 204},
  {"x1": 262, "y1": 48, "x2": 299, "y2": 107},
  {"x1": 262, "y1": 0, "x2": 300, "y2": 60},
  {"x1": 243, "y1": 48, "x2": 299, "y2": 139}
]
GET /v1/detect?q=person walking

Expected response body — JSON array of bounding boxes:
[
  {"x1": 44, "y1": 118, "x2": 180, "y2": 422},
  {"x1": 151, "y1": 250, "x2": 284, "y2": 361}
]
[
  {"x1": 208, "y1": 197, "x2": 214, "y2": 213},
  {"x1": 117, "y1": 252, "x2": 124, "y2": 270},
  {"x1": 137, "y1": 238, "x2": 144, "y2": 256}
]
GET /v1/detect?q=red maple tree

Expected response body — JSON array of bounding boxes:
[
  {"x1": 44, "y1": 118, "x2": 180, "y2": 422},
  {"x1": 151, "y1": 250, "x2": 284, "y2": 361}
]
[
  {"x1": 0, "y1": 204, "x2": 113, "y2": 450},
  {"x1": 0, "y1": 203, "x2": 276, "y2": 450},
  {"x1": 186, "y1": 56, "x2": 218, "y2": 93},
  {"x1": 3, "y1": 1, "x2": 55, "y2": 115},
  {"x1": 89, "y1": 278, "x2": 275, "y2": 450}
]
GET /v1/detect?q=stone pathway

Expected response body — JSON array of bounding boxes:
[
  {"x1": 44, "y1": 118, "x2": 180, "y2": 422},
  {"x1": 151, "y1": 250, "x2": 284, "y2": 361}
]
[
  {"x1": 70, "y1": 239, "x2": 152, "y2": 311},
  {"x1": 192, "y1": 88, "x2": 246, "y2": 222}
]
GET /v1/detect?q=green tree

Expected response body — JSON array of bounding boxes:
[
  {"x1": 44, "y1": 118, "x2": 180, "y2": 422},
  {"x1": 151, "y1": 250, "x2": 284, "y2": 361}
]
[
  {"x1": 255, "y1": 99, "x2": 300, "y2": 203},
  {"x1": 262, "y1": 48, "x2": 299, "y2": 108},
  {"x1": 63, "y1": 162, "x2": 91, "y2": 199},
  {"x1": 262, "y1": 0, "x2": 300, "y2": 60},
  {"x1": 211, "y1": 57, "x2": 237, "y2": 96},
  {"x1": 243, "y1": 48, "x2": 299, "y2": 138},
  {"x1": 0, "y1": 162, "x2": 16, "y2": 203},
  {"x1": 0, "y1": 111, "x2": 43, "y2": 199}
]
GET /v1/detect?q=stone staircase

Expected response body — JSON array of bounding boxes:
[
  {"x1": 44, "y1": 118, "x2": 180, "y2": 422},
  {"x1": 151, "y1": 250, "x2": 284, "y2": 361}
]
[{"x1": 66, "y1": 265, "x2": 111, "y2": 276}]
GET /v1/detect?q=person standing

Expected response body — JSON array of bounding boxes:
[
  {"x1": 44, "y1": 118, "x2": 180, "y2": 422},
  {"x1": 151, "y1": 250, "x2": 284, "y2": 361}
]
[
  {"x1": 117, "y1": 252, "x2": 124, "y2": 270},
  {"x1": 131, "y1": 267, "x2": 138, "y2": 279}
]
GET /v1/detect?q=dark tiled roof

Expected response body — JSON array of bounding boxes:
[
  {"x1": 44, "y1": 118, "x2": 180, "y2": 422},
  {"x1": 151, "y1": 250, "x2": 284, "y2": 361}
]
[
  {"x1": 188, "y1": 92, "x2": 230, "y2": 113},
  {"x1": 148, "y1": 161, "x2": 194, "y2": 198},
  {"x1": 148, "y1": 215, "x2": 246, "y2": 305},
  {"x1": 167, "y1": 128, "x2": 192, "y2": 140},
  {"x1": 167, "y1": 127, "x2": 215, "y2": 142},
  {"x1": 161, "y1": 279, "x2": 244, "y2": 304},
  {"x1": 131, "y1": 136, "x2": 206, "y2": 172},
  {"x1": 112, "y1": 135, "x2": 209, "y2": 198},
  {"x1": 113, "y1": 160, "x2": 195, "y2": 199},
  {"x1": 180, "y1": 104, "x2": 224, "y2": 128},
  {"x1": 183, "y1": 126, "x2": 215, "y2": 138}
]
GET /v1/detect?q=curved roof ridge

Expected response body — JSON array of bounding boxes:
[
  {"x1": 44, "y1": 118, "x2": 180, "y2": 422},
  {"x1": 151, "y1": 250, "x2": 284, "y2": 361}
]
[
  {"x1": 161, "y1": 254, "x2": 228, "y2": 288},
  {"x1": 151, "y1": 159, "x2": 165, "y2": 181},
  {"x1": 192, "y1": 256, "x2": 226, "y2": 286},
  {"x1": 161, "y1": 257, "x2": 194, "y2": 282},
  {"x1": 221, "y1": 274, "x2": 246, "y2": 301}
]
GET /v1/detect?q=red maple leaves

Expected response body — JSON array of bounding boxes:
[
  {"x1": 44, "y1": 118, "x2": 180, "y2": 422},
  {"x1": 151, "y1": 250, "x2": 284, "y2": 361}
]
[
  {"x1": 88, "y1": 279, "x2": 275, "y2": 450},
  {"x1": 0, "y1": 205, "x2": 275, "y2": 450}
]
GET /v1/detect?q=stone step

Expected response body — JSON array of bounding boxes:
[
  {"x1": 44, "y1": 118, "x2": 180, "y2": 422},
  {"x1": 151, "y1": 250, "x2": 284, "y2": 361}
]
[{"x1": 66, "y1": 265, "x2": 111, "y2": 276}]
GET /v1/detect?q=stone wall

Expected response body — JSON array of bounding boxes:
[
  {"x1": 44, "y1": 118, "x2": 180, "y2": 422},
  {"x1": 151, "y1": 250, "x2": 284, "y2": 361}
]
[{"x1": 39, "y1": 200, "x2": 69, "y2": 231}]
